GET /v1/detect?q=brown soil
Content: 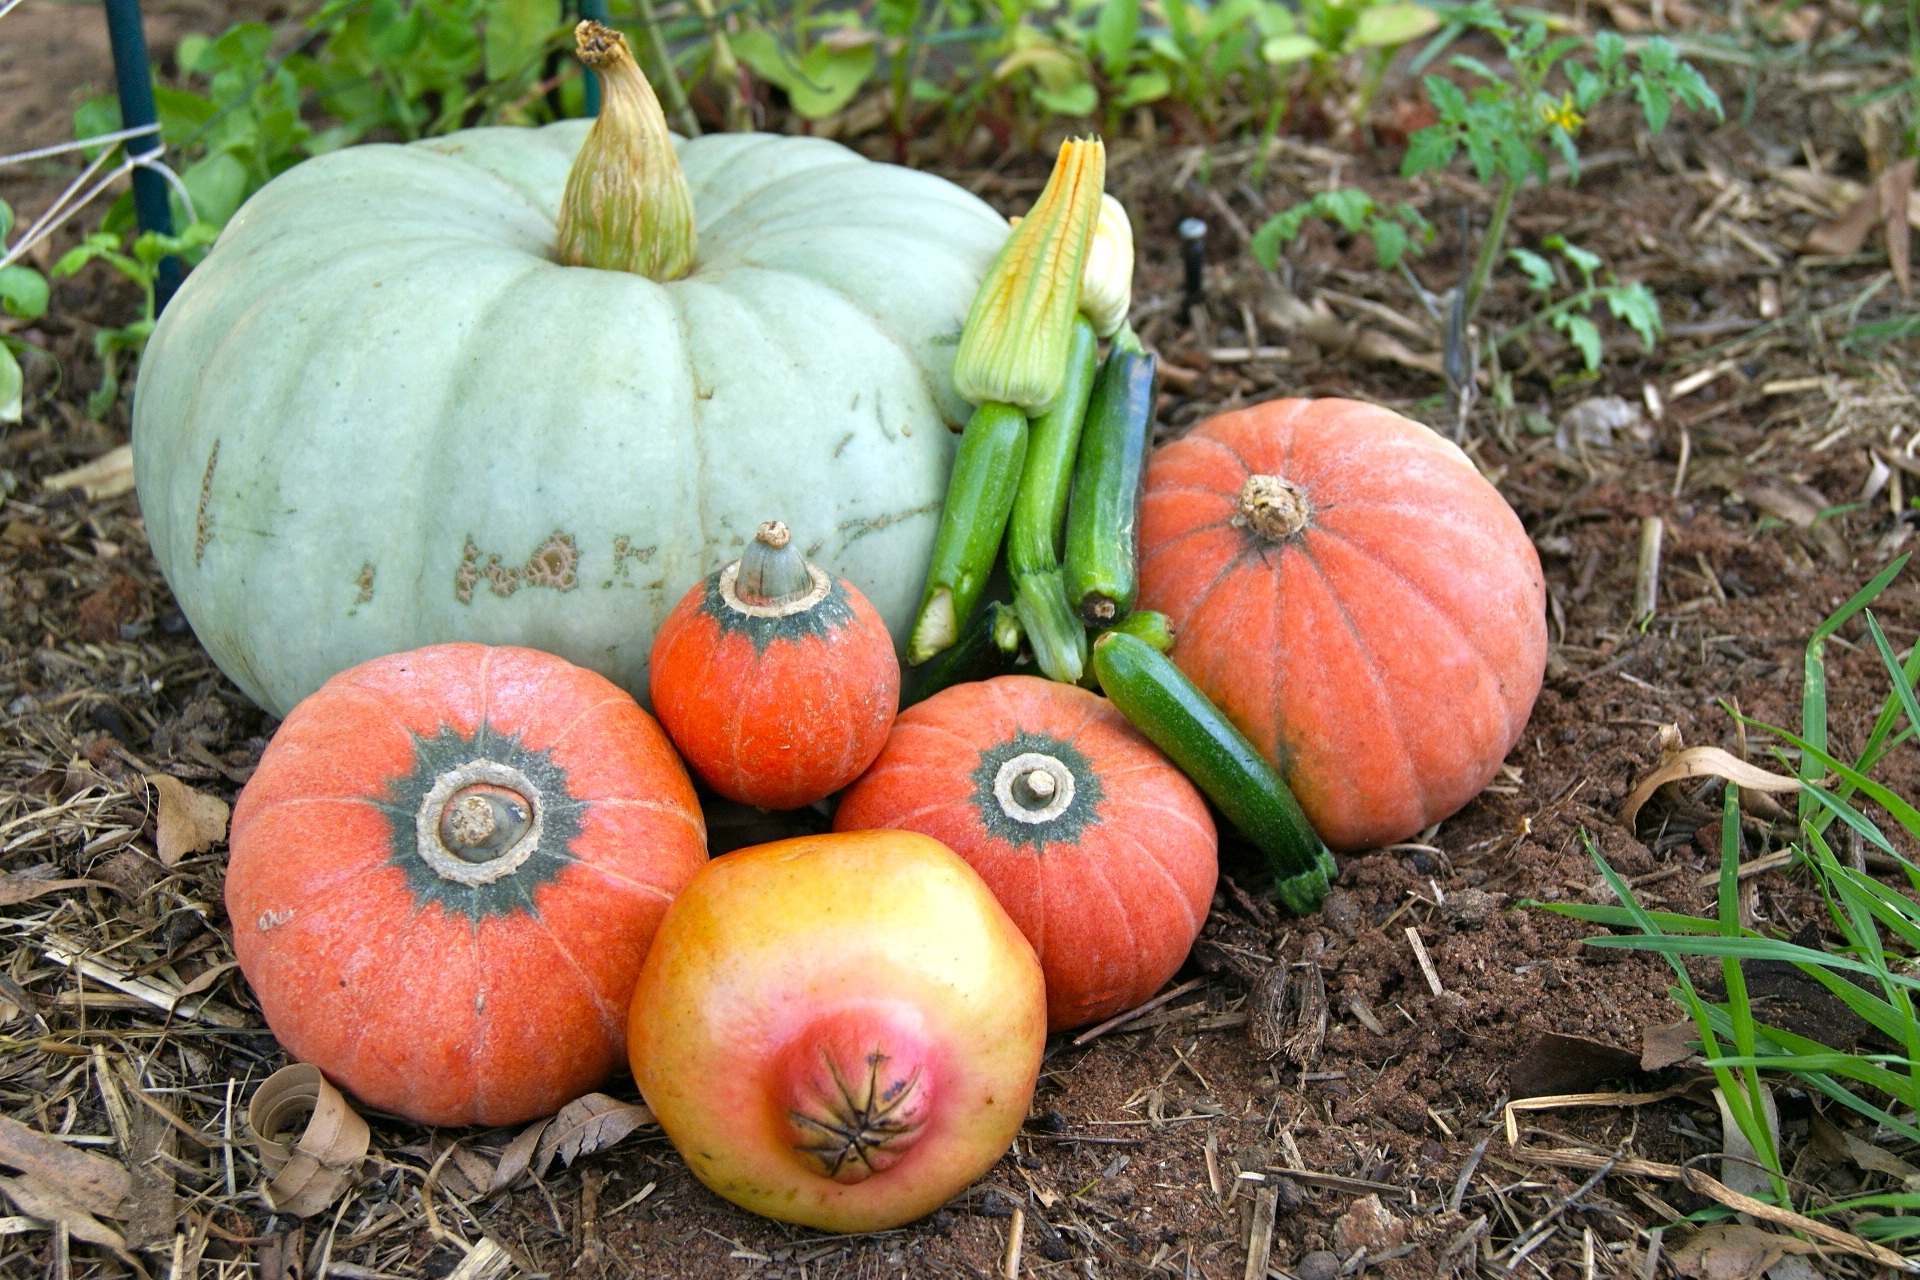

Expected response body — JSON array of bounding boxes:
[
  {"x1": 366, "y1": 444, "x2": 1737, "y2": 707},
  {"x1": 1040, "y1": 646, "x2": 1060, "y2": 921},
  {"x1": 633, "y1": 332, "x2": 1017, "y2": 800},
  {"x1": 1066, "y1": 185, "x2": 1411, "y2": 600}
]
[{"x1": 3, "y1": 2, "x2": 1918, "y2": 1278}]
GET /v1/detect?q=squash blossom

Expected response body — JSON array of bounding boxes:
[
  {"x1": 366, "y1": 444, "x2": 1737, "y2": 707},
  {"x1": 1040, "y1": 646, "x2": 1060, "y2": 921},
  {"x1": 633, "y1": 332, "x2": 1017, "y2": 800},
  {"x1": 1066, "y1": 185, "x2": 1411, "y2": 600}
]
[
  {"x1": 1078, "y1": 195, "x2": 1135, "y2": 341},
  {"x1": 952, "y1": 138, "x2": 1106, "y2": 414},
  {"x1": 557, "y1": 21, "x2": 697, "y2": 282}
]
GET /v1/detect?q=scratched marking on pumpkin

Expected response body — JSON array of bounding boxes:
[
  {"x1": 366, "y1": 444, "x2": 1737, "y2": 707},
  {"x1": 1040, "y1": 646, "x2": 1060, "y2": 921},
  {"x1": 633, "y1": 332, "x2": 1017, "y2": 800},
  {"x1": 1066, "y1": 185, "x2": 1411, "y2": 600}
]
[
  {"x1": 350, "y1": 563, "x2": 376, "y2": 612},
  {"x1": 602, "y1": 536, "x2": 656, "y2": 588},
  {"x1": 836, "y1": 501, "x2": 940, "y2": 550},
  {"x1": 193, "y1": 441, "x2": 219, "y2": 565},
  {"x1": 454, "y1": 531, "x2": 580, "y2": 603}
]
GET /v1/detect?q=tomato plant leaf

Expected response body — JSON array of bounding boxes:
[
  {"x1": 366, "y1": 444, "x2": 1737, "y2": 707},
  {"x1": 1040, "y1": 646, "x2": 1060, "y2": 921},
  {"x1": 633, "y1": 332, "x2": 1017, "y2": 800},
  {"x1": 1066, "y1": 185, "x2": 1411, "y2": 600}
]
[
  {"x1": 1606, "y1": 282, "x2": 1663, "y2": 350},
  {"x1": 1402, "y1": 124, "x2": 1458, "y2": 175},
  {"x1": 1508, "y1": 248, "x2": 1556, "y2": 292},
  {"x1": 1557, "y1": 312, "x2": 1602, "y2": 370}
]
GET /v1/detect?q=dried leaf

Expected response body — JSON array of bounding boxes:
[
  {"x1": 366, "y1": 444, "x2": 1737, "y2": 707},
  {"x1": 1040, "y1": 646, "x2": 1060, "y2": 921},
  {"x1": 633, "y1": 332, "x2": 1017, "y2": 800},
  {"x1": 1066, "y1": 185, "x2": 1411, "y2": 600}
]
[
  {"x1": 1713, "y1": 1084, "x2": 1780, "y2": 1200},
  {"x1": 42, "y1": 444, "x2": 134, "y2": 500},
  {"x1": 170, "y1": 961, "x2": 239, "y2": 1002},
  {"x1": 1641, "y1": 1020, "x2": 1697, "y2": 1070},
  {"x1": 1669, "y1": 1224, "x2": 1800, "y2": 1280},
  {"x1": 1508, "y1": 1030, "x2": 1641, "y2": 1100},
  {"x1": 1820, "y1": 1115, "x2": 1920, "y2": 1180},
  {"x1": 1883, "y1": 158, "x2": 1915, "y2": 297},
  {"x1": 0, "y1": 1174, "x2": 129, "y2": 1251},
  {"x1": 145, "y1": 774, "x2": 230, "y2": 867},
  {"x1": 489, "y1": 1118, "x2": 551, "y2": 1194},
  {"x1": 0, "y1": 874, "x2": 124, "y2": 906},
  {"x1": 1619, "y1": 746, "x2": 1801, "y2": 830},
  {"x1": 0, "y1": 1116, "x2": 133, "y2": 1218},
  {"x1": 533, "y1": 1094, "x2": 655, "y2": 1177},
  {"x1": 448, "y1": 1143, "x2": 496, "y2": 1198},
  {"x1": 247, "y1": 1064, "x2": 370, "y2": 1218},
  {"x1": 1778, "y1": 167, "x2": 1920, "y2": 229},
  {"x1": 1804, "y1": 187, "x2": 1880, "y2": 257}
]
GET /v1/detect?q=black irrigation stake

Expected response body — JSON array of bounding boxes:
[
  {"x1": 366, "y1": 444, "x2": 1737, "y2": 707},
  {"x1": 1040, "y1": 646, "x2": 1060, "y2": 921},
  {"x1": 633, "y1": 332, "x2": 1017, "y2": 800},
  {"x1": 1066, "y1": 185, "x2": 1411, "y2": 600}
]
[
  {"x1": 579, "y1": 0, "x2": 612, "y2": 116},
  {"x1": 1177, "y1": 217, "x2": 1207, "y2": 321},
  {"x1": 103, "y1": 0, "x2": 182, "y2": 313}
]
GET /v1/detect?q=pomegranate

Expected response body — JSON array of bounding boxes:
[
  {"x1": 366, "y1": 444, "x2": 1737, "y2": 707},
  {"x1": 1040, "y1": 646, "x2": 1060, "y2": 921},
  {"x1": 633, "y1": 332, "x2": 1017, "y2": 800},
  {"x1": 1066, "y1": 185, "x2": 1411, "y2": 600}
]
[{"x1": 628, "y1": 830, "x2": 1046, "y2": 1231}]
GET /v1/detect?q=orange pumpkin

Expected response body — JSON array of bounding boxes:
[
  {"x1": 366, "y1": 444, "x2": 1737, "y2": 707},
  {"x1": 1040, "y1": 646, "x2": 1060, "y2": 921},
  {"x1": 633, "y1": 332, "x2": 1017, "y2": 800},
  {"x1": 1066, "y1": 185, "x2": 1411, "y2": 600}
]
[
  {"x1": 226, "y1": 643, "x2": 707, "y2": 1127},
  {"x1": 1137, "y1": 399, "x2": 1546, "y2": 851},
  {"x1": 651, "y1": 521, "x2": 899, "y2": 809},
  {"x1": 834, "y1": 675, "x2": 1216, "y2": 1031}
]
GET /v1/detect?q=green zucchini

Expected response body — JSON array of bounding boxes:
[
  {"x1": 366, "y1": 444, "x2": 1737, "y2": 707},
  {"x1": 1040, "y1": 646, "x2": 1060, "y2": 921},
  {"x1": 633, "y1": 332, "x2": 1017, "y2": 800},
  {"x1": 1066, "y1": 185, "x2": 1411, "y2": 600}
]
[
  {"x1": 904, "y1": 601, "x2": 1023, "y2": 705},
  {"x1": 907, "y1": 401, "x2": 1029, "y2": 665},
  {"x1": 1102, "y1": 609, "x2": 1174, "y2": 652},
  {"x1": 1064, "y1": 345, "x2": 1156, "y2": 625},
  {"x1": 1007, "y1": 317, "x2": 1100, "y2": 683},
  {"x1": 1090, "y1": 631, "x2": 1335, "y2": 915}
]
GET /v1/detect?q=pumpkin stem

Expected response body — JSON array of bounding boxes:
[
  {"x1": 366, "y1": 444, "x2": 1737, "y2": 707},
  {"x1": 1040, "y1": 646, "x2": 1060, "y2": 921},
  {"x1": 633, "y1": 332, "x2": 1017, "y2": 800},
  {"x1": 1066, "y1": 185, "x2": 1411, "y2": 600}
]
[
  {"x1": 1233, "y1": 474, "x2": 1313, "y2": 543},
  {"x1": 993, "y1": 751, "x2": 1076, "y2": 823},
  {"x1": 719, "y1": 522, "x2": 832, "y2": 619},
  {"x1": 774, "y1": 1004, "x2": 933, "y2": 1185},
  {"x1": 438, "y1": 784, "x2": 533, "y2": 863},
  {"x1": 557, "y1": 21, "x2": 696, "y2": 282},
  {"x1": 735, "y1": 521, "x2": 815, "y2": 607}
]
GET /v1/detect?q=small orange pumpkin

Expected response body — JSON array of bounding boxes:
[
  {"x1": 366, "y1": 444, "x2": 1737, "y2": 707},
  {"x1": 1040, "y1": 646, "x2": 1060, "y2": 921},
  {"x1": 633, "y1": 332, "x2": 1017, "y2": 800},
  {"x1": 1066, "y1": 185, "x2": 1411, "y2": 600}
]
[
  {"x1": 834, "y1": 675, "x2": 1217, "y2": 1031},
  {"x1": 650, "y1": 521, "x2": 899, "y2": 809},
  {"x1": 1137, "y1": 399, "x2": 1546, "y2": 851},
  {"x1": 226, "y1": 643, "x2": 707, "y2": 1127}
]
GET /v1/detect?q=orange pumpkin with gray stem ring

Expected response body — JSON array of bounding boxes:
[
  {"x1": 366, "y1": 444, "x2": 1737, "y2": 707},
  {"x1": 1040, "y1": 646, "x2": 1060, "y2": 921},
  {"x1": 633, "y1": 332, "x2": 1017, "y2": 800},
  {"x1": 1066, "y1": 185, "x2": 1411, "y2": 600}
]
[
  {"x1": 650, "y1": 521, "x2": 900, "y2": 809},
  {"x1": 1136, "y1": 398, "x2": 1547, "y2": 851},
  {"x1": 225, "y1": 643, "x2": 707, "y2": 1126},
  {"x1": 834, "y1": 675, "x2": 1217, "y2": 1031}
]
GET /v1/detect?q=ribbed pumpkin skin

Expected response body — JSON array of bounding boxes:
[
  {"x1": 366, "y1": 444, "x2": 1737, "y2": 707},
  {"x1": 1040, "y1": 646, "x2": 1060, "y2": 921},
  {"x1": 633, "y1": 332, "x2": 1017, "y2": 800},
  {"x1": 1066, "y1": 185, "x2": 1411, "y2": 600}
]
[
  {"x1": 1137, "y1": 399, "x2": 1546, "y2": 852},
  {"x1": 225, "y1": 643, "x2": 707, "y2": 1126},
  {"x1": 834, "y1": 676, "x2": 1217, "y2": 1031},
  {"x1": 132, "y1": 125, "x2": 1008, "y2": 718},
  {"x1": 649, "y1": 569, "x2": 899, "y2": 808}
]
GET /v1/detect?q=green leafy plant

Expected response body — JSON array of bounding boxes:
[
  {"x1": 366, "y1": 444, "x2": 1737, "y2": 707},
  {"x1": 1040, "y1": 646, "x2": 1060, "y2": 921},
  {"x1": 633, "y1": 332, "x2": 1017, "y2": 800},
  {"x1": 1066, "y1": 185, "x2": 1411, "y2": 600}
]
[
  {"x1": 1542, "y1": 557, "x2": 1920, "y2": 1245},
  {"x1": 1250, "y1": 187, "x2": 1432, "y2": 270},
  {"x1": 302, "y1": 0, "x2": 574, "y2": 142},
  {"x1": 1253, "y1": 6, "x2": 1720, "y2": 376},
  {"x1": 51, "y1": 223, "x2": 218, "y2": 419},
  {"x1": 0, "y1": 201, "x2": 51, "y2": 424},
  {"x1": 1502, "y1": 234, "x2": 1660, "y2": 371},
  {"x1": 1258, "y1": 0, "x2": 1439, "y2": 125},
  {"x1": 1407, "y1": 11, "x2": 1720, "y2": 317}
]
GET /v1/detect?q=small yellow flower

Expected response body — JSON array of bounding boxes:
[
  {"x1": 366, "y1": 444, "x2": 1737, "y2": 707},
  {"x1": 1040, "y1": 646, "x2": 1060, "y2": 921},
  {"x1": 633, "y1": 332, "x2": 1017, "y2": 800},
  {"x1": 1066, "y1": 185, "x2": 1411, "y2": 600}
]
[{"x1": 1541, "y1": 92, "x2": 1584, "y2": 134}]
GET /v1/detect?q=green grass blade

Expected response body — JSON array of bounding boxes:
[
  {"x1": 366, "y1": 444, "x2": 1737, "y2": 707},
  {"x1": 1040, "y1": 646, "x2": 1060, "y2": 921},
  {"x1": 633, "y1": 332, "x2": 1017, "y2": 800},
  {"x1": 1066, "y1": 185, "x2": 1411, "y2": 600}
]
[
  {"x1": 1813, "y1": 1194, "x2": 1920, "y2": 1215},
  {"x1": 1536, "y1": 902, "x2": 1722, "y2": 933},
  {"x1": 1798, "y1": 554, "x2": 1910, "y2": 821},
  {"x1": 1715, "y1": 785, "x2": 1782, "y2": 1185},
  {"x1": 1582, "y1": 934, "x2": 1903, "y2": 984}
]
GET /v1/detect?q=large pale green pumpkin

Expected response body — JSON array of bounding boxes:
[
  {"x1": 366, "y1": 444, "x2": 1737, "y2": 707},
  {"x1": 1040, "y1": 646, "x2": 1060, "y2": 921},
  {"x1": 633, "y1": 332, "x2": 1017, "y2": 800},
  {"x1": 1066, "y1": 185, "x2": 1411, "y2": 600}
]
[{"x1": 133, "y1": 122, "x2": 1007, "y2": 717}]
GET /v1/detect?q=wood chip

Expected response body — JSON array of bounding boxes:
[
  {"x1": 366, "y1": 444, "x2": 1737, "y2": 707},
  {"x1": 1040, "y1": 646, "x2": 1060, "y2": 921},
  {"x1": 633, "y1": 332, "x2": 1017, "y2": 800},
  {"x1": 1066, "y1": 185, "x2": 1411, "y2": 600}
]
[
  {"x1": 1243, "y1": 1184, "x2": 1278, "y2": 1280},
  {"x1": 42, "y1": 445, "x2": 134, "y2": 501},
  {"x1": 1404, "y1": 927, "x2": 1443, "y2": 997},
  {"x1": 1071, "y1": 978, "x2": 1207, "y2": 1046}
]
